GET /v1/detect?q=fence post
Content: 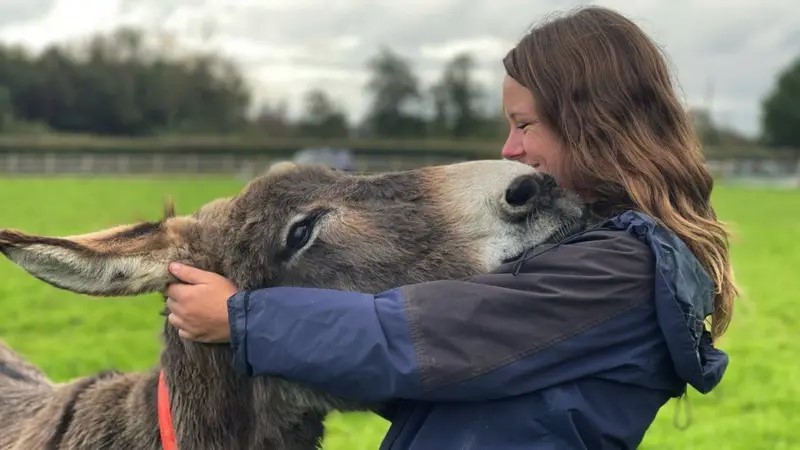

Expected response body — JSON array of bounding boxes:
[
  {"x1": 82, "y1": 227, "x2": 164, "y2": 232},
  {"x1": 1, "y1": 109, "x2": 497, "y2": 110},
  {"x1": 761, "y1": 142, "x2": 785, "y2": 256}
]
[
  {"x1": 224, "y1": 155, "x2": 235, "y2": 174},
  {"x1": 81, "y1": 154, "x2": 95, "y2": 175},
  {"x1": 7, "y1": 153, "x2": 18, "y2": 173},
  {"x1": 44, "y1": 152, "x2": 56, "y2": 175},
  {"x1": 188, "y1": 154, "x2": 200, "y2": 173},
  {"x1": 795, "y1": 158, "x2": 800, "y2": 188},
  {"x1": 118, "y1": 154, "x2": 130, "y2": 174},
  {"x1": 152, "y1": 154, "x2": 164, "y2": 173}
]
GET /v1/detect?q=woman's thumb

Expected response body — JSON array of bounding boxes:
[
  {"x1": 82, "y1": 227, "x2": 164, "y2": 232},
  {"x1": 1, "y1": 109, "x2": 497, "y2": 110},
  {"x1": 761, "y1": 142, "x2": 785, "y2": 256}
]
[{"x1": 169, "y1": 262, "x2": 214, "y2": 284}]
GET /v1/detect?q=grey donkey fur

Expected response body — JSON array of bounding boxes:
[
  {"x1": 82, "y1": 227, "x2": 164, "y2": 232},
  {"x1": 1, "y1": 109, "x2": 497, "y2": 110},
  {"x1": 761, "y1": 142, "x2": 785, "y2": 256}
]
[{"x1": 0, "y1": 160, "x2": 585, "y2": 449}]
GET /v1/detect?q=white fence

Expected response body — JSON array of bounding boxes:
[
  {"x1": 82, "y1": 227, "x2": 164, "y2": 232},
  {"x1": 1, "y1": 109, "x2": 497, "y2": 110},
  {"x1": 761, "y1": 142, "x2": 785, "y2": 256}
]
[
  {"x1": 0, "y1": 150, "x2": 797, "y2": 187},
  {"x1": 707, "y1": 157, "x2": 800, "y2": 188},
  {"x1": 0, "y1": 151, "x2": 469, "y2": 176}
]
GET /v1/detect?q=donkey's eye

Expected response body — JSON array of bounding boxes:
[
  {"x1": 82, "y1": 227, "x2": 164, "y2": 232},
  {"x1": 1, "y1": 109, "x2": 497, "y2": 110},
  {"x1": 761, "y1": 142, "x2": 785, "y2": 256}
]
[
  {"x1": 282, "y1": 209, "x2": 329, "y2": 257},
  {"x1": 286, "y1": 219, "x2": 313, "y2": 251}
]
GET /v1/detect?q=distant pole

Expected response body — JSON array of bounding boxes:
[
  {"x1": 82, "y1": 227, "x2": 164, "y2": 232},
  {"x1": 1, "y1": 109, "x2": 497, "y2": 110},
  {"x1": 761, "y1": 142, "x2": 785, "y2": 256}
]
[
  {"x1": 795, "y1": 158, "x2": 800, "y2": 188},
  {"x1": 705, "y1": 78, "x2": 714, "y2": 124},
  {"x1": 704, "y1": 78, "x2": 721, "y2": 145}
]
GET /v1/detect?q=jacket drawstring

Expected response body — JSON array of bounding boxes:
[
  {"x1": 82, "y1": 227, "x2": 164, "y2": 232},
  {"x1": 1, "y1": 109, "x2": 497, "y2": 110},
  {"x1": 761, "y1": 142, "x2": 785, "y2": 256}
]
[{"x1": 673, "y1": 388, "x2": 693, "y2": 431}]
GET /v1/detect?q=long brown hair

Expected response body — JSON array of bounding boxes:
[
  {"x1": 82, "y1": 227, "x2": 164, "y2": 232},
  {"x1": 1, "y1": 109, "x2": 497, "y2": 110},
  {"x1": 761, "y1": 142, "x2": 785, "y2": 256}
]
[{"x1": 503, "y1": 6, "x2": 737, "y2": 340}]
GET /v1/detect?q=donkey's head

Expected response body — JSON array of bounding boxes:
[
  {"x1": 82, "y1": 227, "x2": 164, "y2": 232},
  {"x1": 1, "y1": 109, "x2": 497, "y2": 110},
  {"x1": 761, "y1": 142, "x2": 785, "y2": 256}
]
[
  {"x1": 0, "y1": 160, "x2": 583, "y2": 297},
  {"x1": 0, "y1": 160, "x2": 584, "y2": 296}
]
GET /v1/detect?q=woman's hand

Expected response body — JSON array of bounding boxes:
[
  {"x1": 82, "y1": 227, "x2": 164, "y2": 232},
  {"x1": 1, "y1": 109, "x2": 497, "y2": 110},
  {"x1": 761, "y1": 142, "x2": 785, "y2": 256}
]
[{"x1": 165, "y1": 262, "x2": 239, "y2": 343}]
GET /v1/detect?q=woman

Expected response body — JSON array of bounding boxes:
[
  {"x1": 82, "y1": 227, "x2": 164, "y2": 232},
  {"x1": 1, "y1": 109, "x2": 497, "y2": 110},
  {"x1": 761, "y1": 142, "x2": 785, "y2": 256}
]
[{"x1": 165, "y1": 6, "x2": 736, "y2": 449}]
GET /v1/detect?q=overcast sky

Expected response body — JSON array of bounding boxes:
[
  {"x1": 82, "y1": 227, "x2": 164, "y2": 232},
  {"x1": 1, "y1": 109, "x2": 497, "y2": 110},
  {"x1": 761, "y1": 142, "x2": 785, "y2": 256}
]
[{"x1": 0, "y1": 0, "x2": 797, "y2": 137}]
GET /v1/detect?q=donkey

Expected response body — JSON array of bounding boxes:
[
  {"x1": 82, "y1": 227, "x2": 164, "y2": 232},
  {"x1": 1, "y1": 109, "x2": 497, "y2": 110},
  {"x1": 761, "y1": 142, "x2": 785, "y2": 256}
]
[{"x1": 0, "y1": 159, "x2": 585, "y2": 450}]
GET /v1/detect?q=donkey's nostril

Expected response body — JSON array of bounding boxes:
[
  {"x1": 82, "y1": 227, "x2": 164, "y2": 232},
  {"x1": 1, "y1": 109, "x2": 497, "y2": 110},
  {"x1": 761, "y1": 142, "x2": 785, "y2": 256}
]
[{"x1": 505, "y1": 176, "x2": 541, "y2": 207}]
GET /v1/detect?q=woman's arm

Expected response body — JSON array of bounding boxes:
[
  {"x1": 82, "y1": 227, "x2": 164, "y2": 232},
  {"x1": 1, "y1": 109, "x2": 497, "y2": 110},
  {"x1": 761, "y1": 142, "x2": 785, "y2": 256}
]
[{"x1": 227, "y1": 228, "x2": 659, "y2": 403}]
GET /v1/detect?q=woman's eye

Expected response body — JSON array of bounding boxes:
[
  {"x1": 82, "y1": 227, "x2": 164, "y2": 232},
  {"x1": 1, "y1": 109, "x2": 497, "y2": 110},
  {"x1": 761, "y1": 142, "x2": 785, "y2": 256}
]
[
  {"x1": 286, "y1": 220, "x2": 313, "y2": 250},
  {"x1": 515, "y1": 120, "x2": 540, "y2": 131}
]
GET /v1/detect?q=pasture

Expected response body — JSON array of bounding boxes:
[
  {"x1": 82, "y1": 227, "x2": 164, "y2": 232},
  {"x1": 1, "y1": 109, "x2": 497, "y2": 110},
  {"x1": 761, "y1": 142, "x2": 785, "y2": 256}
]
[{"x1": 0, "y1": 176, "x2": 797, "y2": 449}]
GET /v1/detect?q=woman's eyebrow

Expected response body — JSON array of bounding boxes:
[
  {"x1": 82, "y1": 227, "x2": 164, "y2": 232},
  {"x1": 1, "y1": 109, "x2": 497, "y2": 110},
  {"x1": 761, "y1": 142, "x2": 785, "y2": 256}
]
[
  {"x1": 509, "y1": 112, "x2": 534, "y2": 122},
  {"x1": 502, "y1": 107, "x2": 536, "y2": 123}
]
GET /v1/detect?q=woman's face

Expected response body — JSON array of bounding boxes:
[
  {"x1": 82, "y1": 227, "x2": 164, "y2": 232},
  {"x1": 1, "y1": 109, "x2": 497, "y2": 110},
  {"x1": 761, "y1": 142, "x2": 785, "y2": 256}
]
[{"x1": 500, "y1": 74, "x2": 572, "y2": 188}]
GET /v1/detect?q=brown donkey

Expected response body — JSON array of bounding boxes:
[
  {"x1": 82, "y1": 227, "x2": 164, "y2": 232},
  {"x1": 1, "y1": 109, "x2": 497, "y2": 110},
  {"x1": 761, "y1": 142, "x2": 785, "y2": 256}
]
[{"x1": 0, "y1": 160, "x2": 585, "y2": 450}]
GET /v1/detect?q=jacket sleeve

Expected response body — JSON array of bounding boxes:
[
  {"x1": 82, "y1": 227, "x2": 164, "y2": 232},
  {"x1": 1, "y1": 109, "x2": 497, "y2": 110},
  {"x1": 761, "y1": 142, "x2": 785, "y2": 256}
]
[{"x1": 228, "y1": 229, "x2": 656, "y2": 403}]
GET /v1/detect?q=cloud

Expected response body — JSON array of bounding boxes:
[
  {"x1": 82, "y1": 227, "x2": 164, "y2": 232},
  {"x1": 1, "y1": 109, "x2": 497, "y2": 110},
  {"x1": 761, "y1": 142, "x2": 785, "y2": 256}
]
[
  {"x1": 0, "y1": 0, "x2": 797, "y2": 136},
  {"x1": 420, "y1": 37, "x2": 514, "y2": 62},
  {"x1": 0, "y1": 0, "x2": 55, "y2": 28},
  {"x1": 0, "y1": 0, "x2": 127, "y2": 49}
]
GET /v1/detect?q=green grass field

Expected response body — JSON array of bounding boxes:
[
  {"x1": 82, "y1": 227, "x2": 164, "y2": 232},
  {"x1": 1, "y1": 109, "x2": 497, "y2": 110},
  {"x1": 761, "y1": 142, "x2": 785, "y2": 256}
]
[{"x1": 0, "y1": 177, "x2": 797, "y2": 449}]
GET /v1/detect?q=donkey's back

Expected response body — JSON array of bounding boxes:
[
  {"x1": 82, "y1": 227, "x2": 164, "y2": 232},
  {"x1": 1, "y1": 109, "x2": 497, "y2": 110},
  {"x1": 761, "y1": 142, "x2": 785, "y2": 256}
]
[
  {"x1": 0, "y1": 340, "x2": 54, "y2": 449},
  {"x1": 1, "y1": 340, "x2": 162, "y2": 450}
]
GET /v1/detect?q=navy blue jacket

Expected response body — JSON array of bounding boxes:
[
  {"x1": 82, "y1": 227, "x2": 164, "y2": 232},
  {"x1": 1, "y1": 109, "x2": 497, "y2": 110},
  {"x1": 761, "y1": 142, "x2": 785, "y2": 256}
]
[{"x1": 227, "y1": 211, "x2": 728, "y2": 449}]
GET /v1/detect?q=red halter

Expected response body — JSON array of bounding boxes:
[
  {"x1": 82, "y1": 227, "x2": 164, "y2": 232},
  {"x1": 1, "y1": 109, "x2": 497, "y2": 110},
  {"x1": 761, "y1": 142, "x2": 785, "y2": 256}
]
[{"x1": 157, "y1": 370, "x2": 178, "y2": 450}]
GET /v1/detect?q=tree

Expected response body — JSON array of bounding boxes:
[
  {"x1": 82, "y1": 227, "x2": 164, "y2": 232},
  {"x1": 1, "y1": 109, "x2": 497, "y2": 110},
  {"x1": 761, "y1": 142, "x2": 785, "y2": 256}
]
[
  {"x1": 762, "y1": 56, "x2": 800, "y2": 149},
  {"x1": 430, "y1": 53, "x2": 485, "y2": 138},
  {"x1": 363, "y1": 47, "x2": 426, "y2": 138},
  {"x1": 0, "y1": 45, "x2": 42, "y2": 121},
  {"x1": 254, "y1": 99, "x2": 294, "y2": 137},
  {"x1": 297, "y1": 89, "x2": 350, "y2": 138},
  {"x1": 0, "y1": 27, "x2": 251, "y2": 136},
  {"x1": 174, "y1": 53, "x2": 251, "y2": 133},
  {"x1": 690, "y1": 107, "x2": 754, "y2": 148},
  {"x1": 0, "y1": 86, "x2": 12, "y2": 131}
]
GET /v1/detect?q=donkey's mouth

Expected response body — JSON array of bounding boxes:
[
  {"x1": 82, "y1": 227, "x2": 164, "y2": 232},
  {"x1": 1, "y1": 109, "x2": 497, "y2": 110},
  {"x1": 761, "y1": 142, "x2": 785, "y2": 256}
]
[
  {"x1": 501, "y1": 207, "x2": 587, "y2": 266},
  {"x1": 545, "y1": 215, "x2": 586, "y2": 244}
]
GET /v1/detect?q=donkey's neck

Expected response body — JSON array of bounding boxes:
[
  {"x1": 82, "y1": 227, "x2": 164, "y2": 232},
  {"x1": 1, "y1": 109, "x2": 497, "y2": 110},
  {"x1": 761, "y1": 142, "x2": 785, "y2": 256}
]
[{"x1": 161, "y1": 325, "x2": 329, "y2": 450}]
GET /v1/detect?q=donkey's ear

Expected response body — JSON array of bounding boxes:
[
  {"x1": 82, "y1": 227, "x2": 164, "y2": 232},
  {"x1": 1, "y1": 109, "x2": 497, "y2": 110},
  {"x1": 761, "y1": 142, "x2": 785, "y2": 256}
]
[
  {"x1": 265, "y1": 160, "x2": 298, "y2": 176},
  {"x1": 0, "y1": 217, "x2": 194, "y2": 296}
]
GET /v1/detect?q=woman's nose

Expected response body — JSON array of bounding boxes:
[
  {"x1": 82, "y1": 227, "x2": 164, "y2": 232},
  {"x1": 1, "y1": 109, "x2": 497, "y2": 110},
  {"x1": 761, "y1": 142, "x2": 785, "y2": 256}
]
[{"x1": 501, "y1": 133, "x2": 525, "y2": 160}]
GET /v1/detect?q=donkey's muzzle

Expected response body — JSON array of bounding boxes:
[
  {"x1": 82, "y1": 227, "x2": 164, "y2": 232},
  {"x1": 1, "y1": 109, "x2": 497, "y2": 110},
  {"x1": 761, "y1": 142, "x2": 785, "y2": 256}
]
[{"x1": 504, "y1": 173, "x2": 556, "y2": 207}]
